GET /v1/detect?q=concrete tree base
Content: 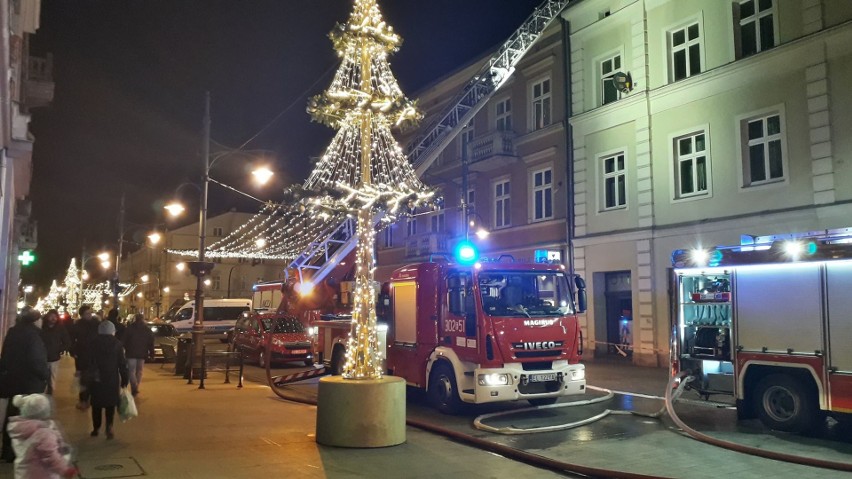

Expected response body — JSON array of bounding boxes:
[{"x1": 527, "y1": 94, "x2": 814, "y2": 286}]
[{"x1": 315, "y1": 375, "x2": 406, "y2": 448}]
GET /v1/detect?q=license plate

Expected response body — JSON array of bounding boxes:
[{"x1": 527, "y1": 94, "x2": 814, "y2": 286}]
[
  {"x1": 290, "y1": 350, "x2": 307, "y2": 354},
  {"x1": 529, "y1": 373, "x2": 557, "y2": 383}
]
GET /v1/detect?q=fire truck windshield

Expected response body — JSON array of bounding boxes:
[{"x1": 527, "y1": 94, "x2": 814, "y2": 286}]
[{"x1": 478, "y1": 271, "x2": 574, "y2": 317}]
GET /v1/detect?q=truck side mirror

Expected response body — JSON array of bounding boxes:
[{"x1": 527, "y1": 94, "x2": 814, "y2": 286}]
[{"x1": 575, "y1": 275, "x2": 587, "y2": 313}]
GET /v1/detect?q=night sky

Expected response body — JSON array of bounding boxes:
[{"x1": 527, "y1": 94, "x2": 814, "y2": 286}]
[{"x1": 24, "y1": 0, "x2": 544, "y2": 287}]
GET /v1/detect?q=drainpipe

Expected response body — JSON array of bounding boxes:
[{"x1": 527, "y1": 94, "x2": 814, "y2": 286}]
[{"x1": 559, "y1": 17, "x2": 575, "y2": 278}]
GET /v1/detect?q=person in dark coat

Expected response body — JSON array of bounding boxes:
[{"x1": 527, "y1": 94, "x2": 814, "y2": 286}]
[
  {"x1": 0, "y1": 309, "x2": 50, "y2": 462},
  {"x1": 70, "y1": 305, "x2": 99, "y2": 409},
  {"x1": 88, "y1": 320, "x2": 128, "y2": 439},
  {"x1": 41, "y1": 309, "x2": 72, "y2": 395},
  {"x1": 122, "y1": 314, "x2": 154, "y2": 396}
]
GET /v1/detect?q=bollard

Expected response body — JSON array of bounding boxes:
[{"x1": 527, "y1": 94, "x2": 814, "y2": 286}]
[
  {"x1": 199, "y1": 346, "x2": 206, "y2": 390},
  {"x1": 238, "y1": 351, "x2": 244, "y2": 388},
  {"x1": 224, "y1": 344, "x2": 231, "y2": 384}
]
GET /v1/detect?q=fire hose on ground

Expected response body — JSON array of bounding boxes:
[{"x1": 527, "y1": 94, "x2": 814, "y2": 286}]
[{"x1": 259, "y1": 336, "x2": 852, "y2": 476}]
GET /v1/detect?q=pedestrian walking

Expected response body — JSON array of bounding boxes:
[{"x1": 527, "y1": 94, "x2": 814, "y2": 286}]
[
  {"x1": 122, "y1": 314, "x2": 154, "y2": 396},
  {"x1": 41, "y1": 309, "x2": 72, "y2": 395},
  {"x1": 0, "y1": 309, "x2": 50, "y2": 463},
  {"x1": 105, "y1": 308, "x2": 126, "y2": 341},
  {"x1": 6, "y1": 393, "x2": 77, "y2": 479},
  {"x1": 88, "y1": 321, "x2": 128, "y2": 439},
  {"x1": 70, "y1": 306, "x2": 99, "y2": 410}
]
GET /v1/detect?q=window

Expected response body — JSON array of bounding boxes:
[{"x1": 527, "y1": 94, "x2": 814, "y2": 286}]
[
  {"x1": 531, "y1": 77, "x2": 552, "y2": 130},
  {"x1": 431, "y1": 207, "x2": 445, "y2": 233},
  {"x1": 669, "y1": 22, "x2": 702, "y2": 81},
  {"x1": 383, "y1": 224, "x2": 393, "y2": 248},
  {"x1": 494, "y1": 180, "x2": 511, "y2": 228},
  {"x1": 600, "y1": 53, "x2": 621, "y2": 105},
  {"x1": 739, "y1": 0, "x2": 776, "y2": 58},
  {"x1": 212, "y1": 275, "x2": 221, "y2": 290},
  {"x1": 742, "y1": 113, "x2": 784, "y2": 185},
  {"x1": 602, "y1": 153, "x2": 627, "y2": 210},
  {"x1": 496, "y1": 98, "x2": 512, "y2": 131},
  {"x1": 674, "y1": 132, "x2": 709, "y2": 198},
  {"x1": 407, "y1": 217, "x2": 417, "y2": 237},
  {"x1": 212, "y1": 227, "x2": 224, "y2": 237},
  {"x1": 532, "y1": 168, "x2": 553, "y2": 221},
  {"x1": 466, "y1": 189, "x2": 475, "y2": 210}
]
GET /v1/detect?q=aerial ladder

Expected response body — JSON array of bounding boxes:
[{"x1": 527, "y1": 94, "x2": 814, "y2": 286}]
[{"x1": 288, "y1": 0, "x2": 571, "y2": 286}]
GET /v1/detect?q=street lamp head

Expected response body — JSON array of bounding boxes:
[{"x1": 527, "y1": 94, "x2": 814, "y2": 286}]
[
  {"x1": 100, "y1": 260, "x2": 111, "y2": 270},
  {"x1": 81, "y1": 270, "x2": 89, "y2": 280},
  {"x1": 162, "y1": 286, "x2": 170, "y2": 293},
  {"x1": 164, "y1": 202, "x2": 186, "y2": 217},
  {"x1": 148, "y1": 232, "x2": 162, "y2": 245},
  {"x1": 97, "y1": 252, "x2": 110, "y2": 262},
  {"x1": 176, "y1": 262, "x2": 186, "y2": 272},
  {"x1": 251, "y1": 167, "x2": 274, "y2": 185},
  {"x1": 203, "y1": 279, "x2": 212, "y2": 287},
  {"x1": 140, "y1": 274, "x2": 150, "y2": 283}
]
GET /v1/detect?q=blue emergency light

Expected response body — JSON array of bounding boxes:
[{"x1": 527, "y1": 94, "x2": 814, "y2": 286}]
[{"x1": 455, "y1": 240, "x2": 479, "y2": 265}]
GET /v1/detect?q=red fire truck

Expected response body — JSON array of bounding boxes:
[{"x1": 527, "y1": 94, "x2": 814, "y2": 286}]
[
  {"x1": 671, "y1": 230, "x2": 852, "y2": 432},
  {"x1": 380, "y1": 258, "x2": 586, "y2": 413},
  {"x1": 257, "y1": 256, "x2": 588, "y2": 413}
]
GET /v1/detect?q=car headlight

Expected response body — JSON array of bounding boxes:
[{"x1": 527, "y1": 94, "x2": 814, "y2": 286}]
[
  {"x1": 571, "y1": 369, "x2": 585, "y2": 381},
  {"x1": 478, "y1": 373, "x2": 510, "y2": 386}
]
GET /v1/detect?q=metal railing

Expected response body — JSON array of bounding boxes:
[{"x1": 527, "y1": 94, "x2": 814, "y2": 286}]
[{"x1": 197, "y1": 345, "x2": 244, "y2": 389}]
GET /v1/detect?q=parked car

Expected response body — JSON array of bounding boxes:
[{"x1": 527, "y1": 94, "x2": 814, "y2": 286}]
[
  {"x1": 232, "y1": 313, "x2": 314, "y2": 367},
  {"x1": 146, "y1": 321, "x2": 179, "y2": 361}
]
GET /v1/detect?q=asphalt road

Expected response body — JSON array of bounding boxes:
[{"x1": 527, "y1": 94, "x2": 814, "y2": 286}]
[{"x1": 197, "y1": 342, "x2": 852, "y2": 478}]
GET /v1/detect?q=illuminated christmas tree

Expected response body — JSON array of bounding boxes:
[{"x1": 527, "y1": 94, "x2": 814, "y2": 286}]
[
  {"x1": 63, "y1": 259, "x2": 81, "y2": 314},
  {"x1": 43, "y1": 280, "x2": 60, "y2": 311},
  {"x1": 307, "y1": 0, "x2": 434, "y2": 379}
]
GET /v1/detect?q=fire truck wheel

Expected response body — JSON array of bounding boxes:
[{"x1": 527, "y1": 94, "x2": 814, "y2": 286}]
[
  {"x1": 753, "y1": 374, "x2": 818, "y2": 433},
  {"x1": 330, "y1": 348, "x2": 345, "y2": 375},
  {"x1": 428, "y1": 363, "x2": 462, "y2": 414},
  {"x1": 528, "y1": 398, "x2": 558, "y2": 407}
]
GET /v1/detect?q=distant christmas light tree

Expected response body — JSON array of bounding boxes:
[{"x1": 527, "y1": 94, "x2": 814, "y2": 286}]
[
  {"x1": 63, "y1": 259, "x2": 81, "y2": 314},
  {"x1": 307, "y1": 0, "x2": 434, "y2": 379}
]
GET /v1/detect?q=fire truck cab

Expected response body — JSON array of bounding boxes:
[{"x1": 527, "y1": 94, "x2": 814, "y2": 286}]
[
  {"x1": 384, "y1": 257, "x2": 586, "y2": 413},
  {"x1": 671, "y1": 230, "x2": 852, "y2": 433}
]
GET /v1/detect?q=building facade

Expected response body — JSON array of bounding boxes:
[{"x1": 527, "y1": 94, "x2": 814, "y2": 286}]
[
  {"x1": 0, "y1": 0, "x2": 51, "y2": 341},
  {"x1": 565, "y1": 0, "x2": 852, "y2": 366},
  {"x1": 376, "y1": 20, "x2": 571, "y2": 282},
  {"x1": 118, "y1": 211, "x2": 287, "y2": 319}
]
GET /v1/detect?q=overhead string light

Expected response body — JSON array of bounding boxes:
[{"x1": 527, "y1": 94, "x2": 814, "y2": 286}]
[{"x1": 169, "y1": 0, "x2": 435, "y2": 267}]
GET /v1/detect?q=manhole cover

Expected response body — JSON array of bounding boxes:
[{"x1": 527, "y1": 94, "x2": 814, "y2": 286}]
[
  {"x1": 77, "y1": 457, "x2": 144, "y2": 478},
  {"x1": 94, "y1": 464, "x2": 125, "y2": 471}
]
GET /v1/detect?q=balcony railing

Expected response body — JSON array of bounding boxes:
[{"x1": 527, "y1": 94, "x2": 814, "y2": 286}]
[
  {"x1": 405, "y1": 233, "x2": 449, "y2": 258},
  {"x1": 470, "y1": 130, "x2": 516, "y2": 163}
]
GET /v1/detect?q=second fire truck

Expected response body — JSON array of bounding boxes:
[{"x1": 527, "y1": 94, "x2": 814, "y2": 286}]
[{"x1": 671, "y1": 230, "x2": 852, "y2": 432}]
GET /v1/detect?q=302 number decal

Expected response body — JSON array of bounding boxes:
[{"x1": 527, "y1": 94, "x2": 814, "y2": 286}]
[{"x1": 444, "y1": 319, "x2": 465, "y2": 334}]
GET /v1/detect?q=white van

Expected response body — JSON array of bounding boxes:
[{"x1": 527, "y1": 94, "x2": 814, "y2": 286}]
[{"x1": 169, "y1": 298, "x2": 251, "y2": 340}]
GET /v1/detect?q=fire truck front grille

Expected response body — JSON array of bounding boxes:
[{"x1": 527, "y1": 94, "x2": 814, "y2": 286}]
[
  {"x1": 521, "y1": 361, "x2": 554, "y2": 371},
  {"x1": 284, "y1": 342, "x2": 311, "y2": 350},
  {"x1": 518, "y1": 380, "x2": 562, "y2": 395},
  {"x1": 516, "y1": 351, "x2": 561, "y2": 360}
]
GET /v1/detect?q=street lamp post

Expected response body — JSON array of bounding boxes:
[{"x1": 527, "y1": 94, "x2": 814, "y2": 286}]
[
  {"x1": 140, "y1": 273, "x2": 162, "y2": 319},
  {"x1": 165, "y1": 92, "x2": 275, "y2": 382}
]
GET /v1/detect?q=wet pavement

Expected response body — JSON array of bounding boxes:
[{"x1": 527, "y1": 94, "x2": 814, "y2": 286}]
[{"x1": 252, "y1": 358, "x2": 852, "y2": 478}]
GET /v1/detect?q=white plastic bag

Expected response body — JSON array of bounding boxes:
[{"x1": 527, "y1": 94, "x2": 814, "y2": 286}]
[{"x1": 118, "y1": 388, "x2": 138, "y2": 422}]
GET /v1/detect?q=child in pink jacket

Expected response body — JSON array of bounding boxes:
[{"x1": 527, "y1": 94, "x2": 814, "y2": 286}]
[{"x1": 6, "y1": 394, "x2": 76, "y2": 479}]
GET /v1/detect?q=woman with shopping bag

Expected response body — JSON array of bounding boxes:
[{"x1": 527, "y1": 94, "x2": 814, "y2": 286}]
[{"x1": 88, "y1": 321, "x2": 128, "y2": 439}]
